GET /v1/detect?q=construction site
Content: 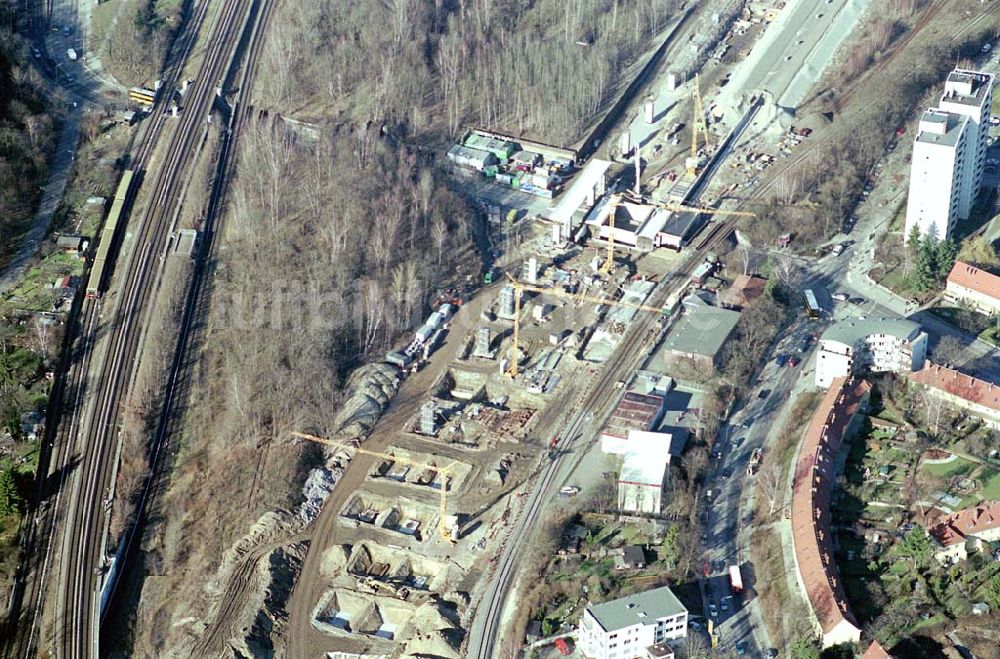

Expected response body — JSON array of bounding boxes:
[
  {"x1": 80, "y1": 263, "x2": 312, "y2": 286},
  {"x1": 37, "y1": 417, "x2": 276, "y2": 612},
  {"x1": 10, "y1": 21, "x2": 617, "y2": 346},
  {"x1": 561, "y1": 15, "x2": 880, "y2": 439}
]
[{"x1": 151, "y1": 0, "x2": 1000, "y2": 656}]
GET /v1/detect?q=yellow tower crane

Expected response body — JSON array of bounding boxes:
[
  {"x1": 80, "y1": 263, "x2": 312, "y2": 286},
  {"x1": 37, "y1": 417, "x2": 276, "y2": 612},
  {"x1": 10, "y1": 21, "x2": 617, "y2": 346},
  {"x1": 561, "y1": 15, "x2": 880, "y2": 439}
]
[
  {"x1": 686, "y1": 74, "x2": 710, "y2": 178},
  {"x1": 291, "y1": 431, "x2": 459, "y2": 543},
  {"x1": 603, "y1": 195, "x2": 623, "y2": 274},
  {"x1": 504, "y1": 274, "x2": 667, "y2": 378}
]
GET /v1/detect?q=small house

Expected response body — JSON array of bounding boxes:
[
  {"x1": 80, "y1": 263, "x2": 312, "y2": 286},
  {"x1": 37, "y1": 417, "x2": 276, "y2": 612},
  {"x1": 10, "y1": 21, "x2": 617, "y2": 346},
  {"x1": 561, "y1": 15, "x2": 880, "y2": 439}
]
[{"x1": 56, "y1": 235, "x2": 86, "y2": 254}]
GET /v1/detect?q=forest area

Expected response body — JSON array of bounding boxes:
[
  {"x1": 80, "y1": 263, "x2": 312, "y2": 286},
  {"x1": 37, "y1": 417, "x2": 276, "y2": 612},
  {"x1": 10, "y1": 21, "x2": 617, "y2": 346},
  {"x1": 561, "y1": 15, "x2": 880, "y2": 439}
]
[
  {"x1": 94, "y1": 0, "x2": 182, "y2": 85},
  {"x1": 0, "y1": 8, "x2": 55, "y2": 266},
  {"x1": 259, "y1": 0, "x2": 681, "y2": 144}
]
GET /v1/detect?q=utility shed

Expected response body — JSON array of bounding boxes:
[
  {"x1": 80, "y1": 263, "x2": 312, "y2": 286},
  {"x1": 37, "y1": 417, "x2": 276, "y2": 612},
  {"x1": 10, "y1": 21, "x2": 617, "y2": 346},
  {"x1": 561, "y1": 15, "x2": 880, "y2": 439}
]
[{"x1": 174, "y1": 229, "x2": 198, "y2": 257}]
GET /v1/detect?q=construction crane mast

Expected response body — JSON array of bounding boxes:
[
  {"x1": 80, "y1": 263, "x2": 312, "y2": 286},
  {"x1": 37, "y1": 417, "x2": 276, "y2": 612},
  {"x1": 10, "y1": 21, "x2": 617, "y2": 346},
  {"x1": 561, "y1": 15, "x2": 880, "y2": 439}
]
[
  {"x1": 686, "y1": 74, "x2": 709, "y2": 178},
  {"x1": 504, "y1": 274, "x2": 667, "y2": 378},
  {"x1": 291, "y1": 431, "x2": 459, "y2": 542}
]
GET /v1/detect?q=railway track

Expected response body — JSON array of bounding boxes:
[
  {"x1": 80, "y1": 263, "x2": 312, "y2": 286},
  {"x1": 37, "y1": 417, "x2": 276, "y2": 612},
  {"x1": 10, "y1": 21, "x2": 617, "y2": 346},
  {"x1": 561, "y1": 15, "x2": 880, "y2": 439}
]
[
  {"x1": 2, "y1": 0, "x2": 223, "y2": 655},
  {"x1": 104, "y1": 0, "x2": 278, "y2": 652},
  {"x1": 49, "y1": 0, "x2": 257, "y2": 655}
]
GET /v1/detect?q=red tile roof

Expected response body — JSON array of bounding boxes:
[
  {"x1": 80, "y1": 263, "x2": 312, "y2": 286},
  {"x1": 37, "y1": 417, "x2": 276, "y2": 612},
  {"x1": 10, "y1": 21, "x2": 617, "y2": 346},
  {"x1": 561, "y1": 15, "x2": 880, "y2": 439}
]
[
  {"x1": 947, "y1": 261, "x2": 1000, "y2": 301},
  {"x1": 862, "y1": 640, "x2": 892, "y2": 659},
  {"x1": 719, "y1": 274, "x2": 768, "y2": 308},
  {"x1": 927, "y1": 500, "x2": 1000, "y2": 548},
  {"x1": 909, "y1": 363, "x2": 1000, "y2": 413},
  {"x1": 791, "y1": 377, "x2": 871, "y2": 636}
]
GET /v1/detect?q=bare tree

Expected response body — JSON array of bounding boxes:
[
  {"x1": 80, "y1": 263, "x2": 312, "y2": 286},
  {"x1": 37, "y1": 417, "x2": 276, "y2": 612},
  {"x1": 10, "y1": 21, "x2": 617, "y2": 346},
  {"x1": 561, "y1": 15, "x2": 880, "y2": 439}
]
[{"x1": 757, "y1": 463, "x2": 784, "y2": 519}]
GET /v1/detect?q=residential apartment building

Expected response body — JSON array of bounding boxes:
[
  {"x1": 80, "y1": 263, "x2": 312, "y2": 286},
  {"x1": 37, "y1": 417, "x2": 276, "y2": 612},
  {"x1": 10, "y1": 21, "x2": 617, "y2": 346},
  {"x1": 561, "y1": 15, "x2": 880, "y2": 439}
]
[
  {"x1": 904, "y1": 69, "x2": 994, "y2": 243},
  {"x1": 790, "y1": 377, "x2": 870, "y2": 648},
  {"x1": 946, "y1": 261, "x2": 1000, "y2": 316},
  {"x1": 815, "y1": 318, "x2": 928, "y2": 388},
  {"x1": 909, "y1": 363, "x2": 1000, "y2": 429},
  {"x1": 926, "y1": 501, "x2": 1000, "y2": 564},
  {"x1": 578, "y1": 586, "x2": 688, "y2": 659}
]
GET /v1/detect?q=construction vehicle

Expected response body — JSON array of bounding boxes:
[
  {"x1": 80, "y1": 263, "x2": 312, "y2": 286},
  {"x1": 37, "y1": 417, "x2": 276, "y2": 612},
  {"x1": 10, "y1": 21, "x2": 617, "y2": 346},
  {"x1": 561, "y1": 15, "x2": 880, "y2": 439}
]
[
  {"x1": 729, "y1": 565, "x2": 743, "y2": 595},
  {"x1": 358, "y1": 575, "x2": 411, "y2": 600},
  {"x1": 503, "y1": 274, "x2": 668, "y2": 378},
  {"x1": 291, "y1": 431, "x2": 459, "y2": 542}
]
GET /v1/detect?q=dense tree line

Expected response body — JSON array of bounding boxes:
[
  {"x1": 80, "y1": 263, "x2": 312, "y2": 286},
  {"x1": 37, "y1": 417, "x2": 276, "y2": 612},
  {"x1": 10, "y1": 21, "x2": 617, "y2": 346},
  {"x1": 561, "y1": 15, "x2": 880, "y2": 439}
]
[
  {"x1": 907, "y1": 227, "x2": 957, "y2": 292},
  {"x1": 0, "y1": 9, "x2": 55, "y2": 261},
  {"x1": 102, "y1": 0, "x2": 178, "y2": 85},
  {"x1": 260, "y1": 0, "x2": 680, "y2": 143}
]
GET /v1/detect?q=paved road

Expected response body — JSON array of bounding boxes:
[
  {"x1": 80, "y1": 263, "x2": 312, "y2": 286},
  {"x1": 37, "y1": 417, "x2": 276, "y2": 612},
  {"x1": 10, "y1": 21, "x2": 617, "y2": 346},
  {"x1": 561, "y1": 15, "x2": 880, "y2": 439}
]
[
  {"x1": 0, "y1": 0, "x2": 122, "y2": 294},
  {"x1": 717, "y1": 0, "x2": 871, "y2": 115}
]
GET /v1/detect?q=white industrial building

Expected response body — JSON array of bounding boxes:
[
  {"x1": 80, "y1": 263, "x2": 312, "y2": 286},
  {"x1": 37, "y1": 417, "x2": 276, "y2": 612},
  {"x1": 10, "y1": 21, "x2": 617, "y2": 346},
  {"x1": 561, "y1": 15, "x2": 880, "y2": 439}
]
[
  {"x1": 905, "y1": 69, "x2": 994, "y2": 243},
  {"x1": 602, "y1": 429, "x2": 674, "y2": 515},
  {"x1": 578, "y1": 586, "x2": 688, "y2": 659},
  {"x1": 815, "y1": 318, "x2": 928, "y2": 388}
]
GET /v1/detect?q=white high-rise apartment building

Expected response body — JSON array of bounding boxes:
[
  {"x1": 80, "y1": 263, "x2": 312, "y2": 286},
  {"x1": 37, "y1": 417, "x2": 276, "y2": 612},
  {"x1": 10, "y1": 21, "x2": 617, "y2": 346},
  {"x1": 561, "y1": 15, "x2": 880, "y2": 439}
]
[{"x1": 904, "y1": 69, "x2": 994, "y2": 243}]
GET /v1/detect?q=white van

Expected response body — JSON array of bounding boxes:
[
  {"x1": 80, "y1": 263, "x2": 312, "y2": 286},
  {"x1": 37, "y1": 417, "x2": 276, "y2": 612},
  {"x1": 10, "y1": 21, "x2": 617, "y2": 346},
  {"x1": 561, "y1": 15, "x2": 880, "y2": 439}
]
[{"x1": 66, "y1": 48, "x2": 78, "y2": 61}]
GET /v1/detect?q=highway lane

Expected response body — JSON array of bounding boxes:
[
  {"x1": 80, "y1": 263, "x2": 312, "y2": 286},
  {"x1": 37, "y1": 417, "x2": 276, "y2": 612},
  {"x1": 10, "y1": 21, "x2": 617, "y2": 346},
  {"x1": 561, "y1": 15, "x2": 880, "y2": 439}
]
[{"x1": 716, "y1": 0, "x2": 872, "y2": 113}]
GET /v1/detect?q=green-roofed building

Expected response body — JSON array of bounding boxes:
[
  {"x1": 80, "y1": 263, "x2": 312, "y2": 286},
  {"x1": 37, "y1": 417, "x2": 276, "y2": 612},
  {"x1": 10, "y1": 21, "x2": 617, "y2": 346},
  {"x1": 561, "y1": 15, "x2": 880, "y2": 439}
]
[{"x1": 463, "y1": 132, "x2": 518, "y2": 162}]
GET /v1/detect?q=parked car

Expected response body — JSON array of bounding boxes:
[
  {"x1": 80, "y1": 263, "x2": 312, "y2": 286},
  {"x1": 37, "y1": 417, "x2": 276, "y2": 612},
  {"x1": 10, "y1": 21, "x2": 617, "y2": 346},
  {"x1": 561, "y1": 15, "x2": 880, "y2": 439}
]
[
  {"x1": 741, "y1": 418, "x2": 753, "y2": 429},
  {"x1": 757, "y1": 389, "x2": 771, "y2": 400},
  {"x1": 832, "y1": 292, "x2": 849, "y2": 302},
  {"x1": 721, "y1": 467, "x2": 732, "y2": 479},
  {"x1": 831, "y1": 243, "x2": 846, "y2": 256},
  {"x1": 709, "y1": 603, "x2": 719, "y2": 618},
  {"x1": 788, "y1": 356, "x2": 800, "y2": 368},
  {"x1": 849, "y1": 297, "x2": 865, "y2": 305},
  {"x1": 733, "y1": 436, "x2": 744, "y2": 448},
  {"x1": 775, "y1": 354, "x2": 789, "y2": 367},
  {"x1": 766, "y1": 649, "x2": 779, "y2": 658},
  {"x1": 736, "y1": 641, "x2": 748, "y2": 655}
]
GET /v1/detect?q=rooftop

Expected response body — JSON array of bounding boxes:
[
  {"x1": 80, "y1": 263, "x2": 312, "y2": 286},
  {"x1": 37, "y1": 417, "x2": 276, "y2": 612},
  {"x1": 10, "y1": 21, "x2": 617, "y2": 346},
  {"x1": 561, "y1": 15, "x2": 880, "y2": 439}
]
[
  {"x1": 618, "y1": 431, "x2": 673, "y2": 486},
  {"x1": 586, "y1": 585, "x2": 687, "y2": 632},
  {"x1": 603, "y1": 391, "x2": 665, "y2": 439},
  {"x1": 660, "y1": 296, "x2": 741, "y2": 358},
  {"x1": 820, "y1": 317, "x2": 923, "y2": 347},
  {"x1": 927, "y1": 500, "x2": 1000, "y2": 548},
  {"x1": 941, "y1": 69, "x2": 994, "y2": 107},
  {"x1": 718, "y1": 274, "x2": 768, "y2": 308},
  {"x1": 862, "y1": 641, "x2": 893, "y2": 659},
  {"x1": 915, "y1": 109, "x2": 969, "y2": 148},
  {"x1": 791, "y1": 376, "x2": 870, "y2": 635},
  {"x1": 947, "y1": 261, "x2": 1000, "y2": 302},
  {"x1": 909, "y1": 363, "x2": 1000, "y2": 413}
]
